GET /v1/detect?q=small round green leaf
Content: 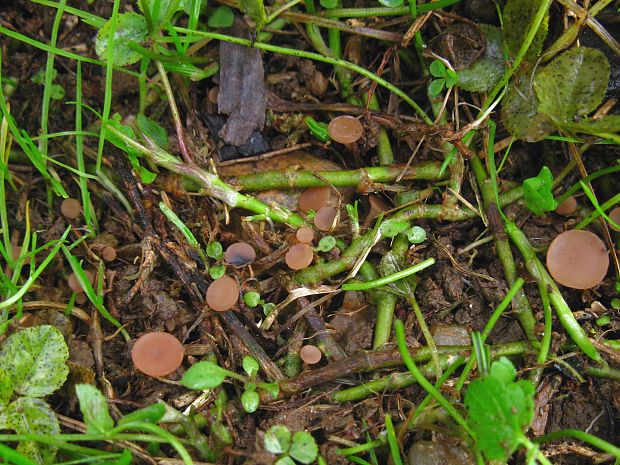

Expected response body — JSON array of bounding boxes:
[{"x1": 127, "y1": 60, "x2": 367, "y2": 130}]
[
  {"x1": 0, "y1": 325, "x2": 69, "y2": 397},
  {"x1": 207, "y1": 241, "x2": 224, "y2": 260},
  {"x1": 241, "y1": 389, "x2": 260, "y2": 413},
  {"x1": 405, "y1": 226, "x2": 427, "y2": 244},
  {"x1": 209, "y1": 264, "x2": 226, "y2": 280},
  {"x1": 317, "y1": 236, "x2": 336, "y2": 252},
  {"x1": 242, "y1": 356, "x2": 260, "y2": 378},
  {"x1": 208, "y1": 5, "x2": 235, "y2": 28},
  {"x1": 289, "y1": 431, "x2": 318, "y2": 464},
  {"x1": 428, "y1": 78, "x2": 445, "y2": 98},
  {"x1": 95, "y1": 13, "x2": 148, "y2": 67},
  {"x1": 379, "y1": 218, "x2": 410, "y2": 238},
  {"x1": 429, "y1": 59, "x2": 446, "y2": 78},
  {"x1": 264, "y1": 425, "x2": 291, "y2": 454},
  {"x1": 180, "y1": 361, "x2": 228, "y2": 390},
  {"x1": 243, "y1": 291, "x2": 261, "y2": 308}
]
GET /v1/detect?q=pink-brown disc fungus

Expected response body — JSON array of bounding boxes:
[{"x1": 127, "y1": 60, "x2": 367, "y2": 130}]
[
  {"x1": 300, "y1": 344, "x2": 322, "y2": 365},
  {"x1": 102, "y1": 246, "x2": 117, "y2": 262},
  {"x1": 285, "y1": 243, "x2": 314, "y2": 270},
  {"x1": 224, "y1": 242, "x2": 256, "y2": 267},
  {"x1": 554, "y1": 195, "x2": 577, "y2": 216},
  {"x1": 67, "y1": 270, "x2": 94, "y2": 293},
  {"x1": 328, "y1": 115, "x2": 363, "y2": 145},
  {"x1": 609, "y1": 207, "x2": 620, "y2": 232},
  {"x1": 298, "y1": 186, "x2": 330, "y2": 213},
  {"x1": 546, "y1": 229, "x2": 609, "y2": 289},
  {"x1": 296, "y1": 227, "x2": 315, "y2": 244},
  {"x1": 61, "y1": 198, "x2": 82, "y2": 220},
  {"x1": 206, "y1": 275, "x2": 240, "y2": 311},
  {"x1": 314, "y1": 206, "x2": 338, "y2": 231},
  {"x1": 131, "y1": 331, "x2": 184, "y2": 377}
]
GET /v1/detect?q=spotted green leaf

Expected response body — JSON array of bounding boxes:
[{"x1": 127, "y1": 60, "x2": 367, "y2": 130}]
[
  {"x1": 95, "y1": 13, "x2": 148, "y2": 66},
  {"x1": 0, "y1": 367, "x2": 12, "y2": 406},
  {"x1": 76, "y1": 384, "x2": 115, "y2": 434},
  {"x1": 503, "y1": 0, "x2": 549, "y2": 61},
  {"x1": 289, "y1": 431, "x2": 318, "y2": 464},
  {"x1": 264, "y1": 425, "x2": 291, "y2": 454},
  {"x1": 458, "y1": 25, "x2": 506, "y2": 93},
  {"x1": 4, "y1": 397, "x2": 60, "y2": 464},
  {"x1": 0, "y1": 325, "x2": 69, "y2": 397}
]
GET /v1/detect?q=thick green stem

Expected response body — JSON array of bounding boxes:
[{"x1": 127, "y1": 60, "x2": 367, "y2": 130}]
[
  {"x1": 359, "y1": 261, "x2": 398, "y2": 349},
  {"x1": 227, "y1": 161, "x2": 444, "y2": 191}
]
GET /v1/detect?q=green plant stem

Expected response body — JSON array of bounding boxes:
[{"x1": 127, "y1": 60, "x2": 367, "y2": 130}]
[
  {"x1": 394, "y1": 320, "x2": 474, "y2": 438},
  {"x1": 105, "y1": 125, "x2": 306, "y2": 228},
  {"x1": 0, "y1": 442, "x2": 38, "y2": 465},
  {"x1": 454, "y1": 278, "x2": 525, "y2": 392},
  {"x1": 503, "y1": 220, "x2": 603, "y2": 363},
  {"x1": 227, "y1": 161, "x2": 445, "y2": 191},
  {"x1": 359, "y1": 261, "x2": 398, "y2": 349},
  {"x1": 324, "y1": 0, "x2": 461, "y2": 17},
  {"x1": 574, "y1": 191, "x2": 620, "y2": 230},
  {"x1": 534, "y1": 429, "x2": 620, "y2": 458},
  {"x1": 342, "y1": 258, "x2": 435, "y2": 291},
  {"x1": 175, "y1": 27, "x2": 432, "y2": 124}
]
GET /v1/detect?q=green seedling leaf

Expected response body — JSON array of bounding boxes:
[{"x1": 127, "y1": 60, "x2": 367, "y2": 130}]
[
  {"x1": 180, "y1": 360, "x2": 229, "y2": 390},
  {"x1": 523, "y1": 166, "x2": 556, "y2": 216},
  {"x1": 244, "y1": 291, "x2": 262, "y2": 308},
  {"x1": 405, "y1": 226, "x2": 427, "y2": 244},
  {"x1": 260, "y1": 382, "x2": 280, "y2": 399},
  {"x1": 210, "y1": 264, "x2": 226, "y2": 280},
  {"x1": 465, "y1": 357, "x2": 535, "y2": 461},
  {"x1": 458, "y1": 25, "x2": 506, "y2": 92},
  {"x1": 377, "y1": 0, "x2": 403, "y2": 8},
  {"x1": 238, "y1": 0, "x2": 267, "y2": 30},
  {"x1": 445, "y1": 68, "x2": 458, "y2": 88},
  {"x1": 212, "y1": 420, "x2": 234, "y2": 444},
  {"x1": 96, "y1": 13, "x2": 148, "y2": 66},
  {"x1": 243, "y1": 356, "x2": 260, "y2": 378},
  {"x1": 0, "y1": 368, "x2": 12, "y2": 406},
  {"x1": 305, "y1": 117, "x2": 330, "y2": 143},
  {"x1": 241, "y1": 389, "x2": 260, "y2": 413},
  {"x1": 534, "y1": 47, "x2": 610, "y2": 123},
  {"x1": 320, "y1": 0, "x2": 338, "y2": 8},
  {"x1": 118, "y1": 402, "x2": 166, "y2": 425},
  {"x1": 0, "y1": 325, "x2": 69, "y2": 397},
  {"x1": 429, "y1": 59, "x2": 446, "y2": 78},
  {"x1": 50, "y1": 84, "x2": 65, "y2": 100},
  {"x1": 262, "y1": 302, "x2": 276, "y2": 316},
  {"x1": 275, "y1": 457, "x2": 296, "y2": 465},
  {"x1": 501, "y1": 72, "x2": 554, "y2": 142},
  {"x1": 503, "y1": 0, "x2": 549, "y2": 61},
  {"x1": 289, "y1": 431, "x2": 319, "y2": 464},
  {"x1": 317, "y1": 236, "x2": 336, "y2": 252},
  {"x1": 136, "y1": 113, "x2": 168, "y2": 150},
  {"x1": 379, "y1": 218, "x2": 410, "y2": 238},
  {"x1": 138, "y1": 0, "x2": 182, "y2": 33},
  {"x1": 207, "y1": 241, "x2": 224, "y2": 260},
  {"x1": 264, "y1": 425, "x2": 292, "y2": 454},
  {"x1": 4, "y1": 397, "x2": 60, "y2": 464},
  {"x1": 75, "y1": 384, "x2": 115, "y2": 434},
  {"x1": 428, "y1": 78, "x2": 445, "y2": 98},
  {"x1": 208, "y1": 5, "x2": 235, "y2": 28}
]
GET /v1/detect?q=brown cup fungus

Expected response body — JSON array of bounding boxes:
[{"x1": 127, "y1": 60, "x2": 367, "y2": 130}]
[
  {"x1": 546, "y1": 230, "x2": 609, "y2": 289},
  {"x1": 300, "y1": 344, "x2": 322, "y2": 365},
  {"x1": 554, "y1": 195, "x2": 577, "y2": 216},
  {"x1": 296, "y1": 227, "x2": 315, "y2": 244},
  {"x1": 61, "y1": 198, "x2": 82, "y2": 220},
  {"x1": 314, "y1": 206, "x2": 338, "y2": 231},
  {"x1": 131, "y1": 331, "x2": 184, "y2": 377},
  {"x1": 609, "y1": 207, "x2": 620, "y2": 232},
  {"x1": 363, "y1": 195, "x2": 391, "y2": 227},
  {"x1": 68, "y1": 270, "x2": 94, "y2": 293},
  {"x1": 327, "y1": 116, "x2": 363, "y2": 145},
  {"x1": 224, "y1": 242, "x2": 256, "y2": 267},
  {"x1": 102, "y1": 246, "x2": 117, "y2": 262},
  {"x1": 206, "y1": 275, "x2": 240, "y2": 311},
  {"x1": 285, "y1": 243, "x2": 314, "y2": 270},
  {"x1": 298, "y1": 186, "x2": 330, "y2": 213}
]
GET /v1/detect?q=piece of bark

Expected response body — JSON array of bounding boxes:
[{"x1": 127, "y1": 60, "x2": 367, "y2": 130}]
[{"x1": 218, "y1": 18, "x2": 266, "y2": 146}]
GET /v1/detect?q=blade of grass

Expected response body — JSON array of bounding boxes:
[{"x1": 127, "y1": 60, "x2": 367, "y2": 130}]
[{"x1": 75, "y1": 61, "x2": 95, "y2": 228}]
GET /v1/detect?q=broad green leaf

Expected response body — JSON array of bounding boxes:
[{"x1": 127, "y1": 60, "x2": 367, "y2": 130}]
[
  {"x1": 241, "y1": 389, "x2": 260, "y2": 413},
  {"x1": 429, "y1": 59, "x2": 446, "y2": 78},
  {"x1": 242, "y1": 356, "x2": 260, "y2": 378},
  {"x1": 0, "y1": 367, "x2": 12, "y2": 406},
  {"x1": 0, "y1": 325, "x2": 69, "y2": 397},
  {"x1": 534, "y1": 47, "x2": 610, "y2": 123},
  {"x1": 4, "y1": 397, "x2": 60, "y2": 465},
  {"x1": 501, "y1": 72, "x2": 555, "y2": 142},
  {"x1": 95, "y1": 13, "x2": 148, "y2": 66},
  {"x1": 208, "y1": 6, "x2": 235, "y2": 28},
  {"x1": 377, "y1": 0, "x2": 403, "y2": 7},
  {"x1": 180, "y1": 361, "x2": 228, "y2": 390},
  {"x1": 289, "y1": 431, "x2": 318, "y2": 464},
  {"x1": 523, "y1": 166, "x2": 556, "y2": 216},
  {"x1": 428, "y1": 78, "x2": 445, "y2": 98},
  {"x1": 264, "y1": 425, "x2": 291, "y2": 454},
  {"x1": 405, "y1": 226, "x2": 426, "y2": 244},
  {"x1": 75, "y1": 384, "x2": 115, "y2": 434},
  {"x1": 207, "y1": 241, "x2": 224, "y2": 259},
  {"x1": 458, "y1": 25, "x2": 506, "y2": 93},
  {"x1": 503, "y1": 0, "x2": 549, "y2": 61},
  {"x1": 379, "y1": 219, "x2": 410, "y2": 238},
  {"x1": 136, "y1": 113, "x2": 168, "y2": 150},
  {"x1": 465, "y1": 357, "x2": 534, "y2": 461}
]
